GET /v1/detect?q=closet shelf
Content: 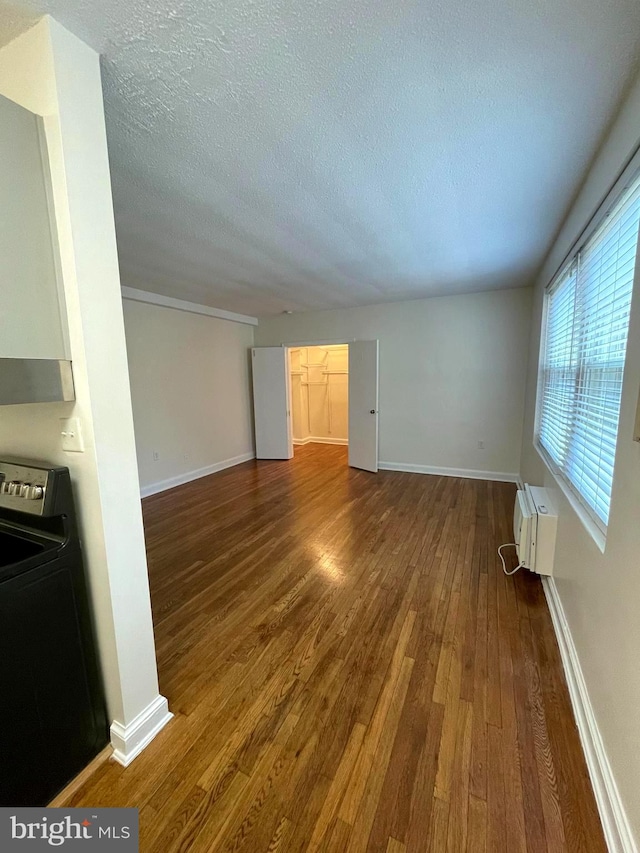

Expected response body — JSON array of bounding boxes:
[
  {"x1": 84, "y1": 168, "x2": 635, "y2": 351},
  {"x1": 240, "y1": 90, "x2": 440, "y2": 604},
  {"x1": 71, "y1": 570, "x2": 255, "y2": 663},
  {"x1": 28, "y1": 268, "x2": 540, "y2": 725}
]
[
  {"x1": 321, "y1": 370, "x2": 348, "y2": 375},
  {"x1": 290, "y1": 370, "x2": 305, "y2": 376},
  {"x1": 300, "y1": 362, "x2": 327, "y2": 368}
]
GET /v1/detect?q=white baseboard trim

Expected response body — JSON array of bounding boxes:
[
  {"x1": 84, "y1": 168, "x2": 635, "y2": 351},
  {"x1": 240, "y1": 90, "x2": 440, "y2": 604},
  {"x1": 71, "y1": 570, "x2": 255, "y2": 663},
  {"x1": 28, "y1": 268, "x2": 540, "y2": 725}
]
[
  {"x1": 110, "y1": 695, "x2": 173, "y2": 768},
  {"x1": 542, "y1": 577, "x2": 636, "y2": 853},
  {"x1": 140, "y1": 452, "x2": 255, "y2": 498},
  {"x1": 293, "y1": 436, "x2": 348, "y2": 446},
  {"x1": 378, "y1": 462, "x2": 520, "y2": 483}
]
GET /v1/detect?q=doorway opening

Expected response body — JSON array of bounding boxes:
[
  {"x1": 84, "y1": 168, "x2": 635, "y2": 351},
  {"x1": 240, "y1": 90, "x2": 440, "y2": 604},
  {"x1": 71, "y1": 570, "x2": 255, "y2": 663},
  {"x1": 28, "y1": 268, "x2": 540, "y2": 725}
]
[
  {"x1": 288, "y1": 345, "x2": 349, "y2": 459},
  {"x1": 251, "y1": 340, "x2": 379, "y2": 472}
]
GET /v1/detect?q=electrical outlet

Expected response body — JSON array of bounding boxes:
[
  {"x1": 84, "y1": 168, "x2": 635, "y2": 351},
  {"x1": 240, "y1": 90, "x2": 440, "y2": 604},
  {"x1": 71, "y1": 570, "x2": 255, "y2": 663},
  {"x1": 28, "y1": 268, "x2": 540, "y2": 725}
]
[
  {"x1": 477, "y1": 440, "x2": 485, "y2": 450},
  {"x1": 153, "y1": 450, "x2": 160, "y2": 461}
]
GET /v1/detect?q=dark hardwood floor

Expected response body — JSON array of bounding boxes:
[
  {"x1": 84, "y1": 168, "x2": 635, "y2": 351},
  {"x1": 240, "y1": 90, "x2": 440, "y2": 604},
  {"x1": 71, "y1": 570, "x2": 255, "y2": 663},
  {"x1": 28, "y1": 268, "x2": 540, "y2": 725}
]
[{"x1": 58, "y1": 444, "x2": 605, "y2": 851}]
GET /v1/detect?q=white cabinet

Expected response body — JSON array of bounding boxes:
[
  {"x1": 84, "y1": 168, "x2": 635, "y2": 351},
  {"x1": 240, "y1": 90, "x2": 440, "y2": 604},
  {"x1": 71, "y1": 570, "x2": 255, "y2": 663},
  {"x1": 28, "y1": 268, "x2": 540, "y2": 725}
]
[{"x1": 0, "y1": 93, "x2": 67, "y2": 360}]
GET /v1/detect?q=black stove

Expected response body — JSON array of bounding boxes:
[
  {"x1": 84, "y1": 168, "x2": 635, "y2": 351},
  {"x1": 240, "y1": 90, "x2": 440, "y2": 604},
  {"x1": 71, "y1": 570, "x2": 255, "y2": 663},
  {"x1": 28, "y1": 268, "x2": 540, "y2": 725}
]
[{"x1": 0, "y1": 458, "x2": 108, "y2": 806}]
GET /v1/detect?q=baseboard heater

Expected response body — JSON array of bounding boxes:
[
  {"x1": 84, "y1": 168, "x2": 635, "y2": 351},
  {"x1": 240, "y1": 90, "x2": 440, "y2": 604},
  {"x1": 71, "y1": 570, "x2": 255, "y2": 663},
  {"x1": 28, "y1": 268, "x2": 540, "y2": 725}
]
[{"x1": 501, "y1": 484, "x2": 558, "y2": 576}]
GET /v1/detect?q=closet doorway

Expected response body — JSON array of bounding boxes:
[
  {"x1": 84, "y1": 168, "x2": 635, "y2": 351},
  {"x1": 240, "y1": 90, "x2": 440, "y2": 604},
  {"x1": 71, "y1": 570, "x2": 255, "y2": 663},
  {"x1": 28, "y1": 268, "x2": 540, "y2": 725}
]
[
  {"x1": 251, "y1": 340, "x2": 379, "y2": 472},
  {"x1": 289, "y1": 345, "x2": 348, "y2": 453}
]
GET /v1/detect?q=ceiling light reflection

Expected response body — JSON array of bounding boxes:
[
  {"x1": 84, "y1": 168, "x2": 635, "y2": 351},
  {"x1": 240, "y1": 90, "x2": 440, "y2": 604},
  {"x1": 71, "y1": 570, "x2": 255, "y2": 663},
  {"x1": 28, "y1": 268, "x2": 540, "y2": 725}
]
[{"x1": 313, "y1": 545, "x2": 345, "y2": 584}]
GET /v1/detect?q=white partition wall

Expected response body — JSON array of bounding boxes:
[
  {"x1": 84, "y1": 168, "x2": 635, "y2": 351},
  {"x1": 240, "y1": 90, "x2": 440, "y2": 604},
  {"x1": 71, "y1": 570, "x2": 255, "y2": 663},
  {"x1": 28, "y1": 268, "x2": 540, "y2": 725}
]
[{"x1": 0, "y1": 18, "x2": 170, "y2": 765}]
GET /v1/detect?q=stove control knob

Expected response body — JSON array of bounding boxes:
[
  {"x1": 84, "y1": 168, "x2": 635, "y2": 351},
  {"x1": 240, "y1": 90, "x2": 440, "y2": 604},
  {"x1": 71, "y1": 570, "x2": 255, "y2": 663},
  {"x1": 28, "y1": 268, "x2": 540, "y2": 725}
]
[
  {"x1": 19, "y1": 483, "x2": 30, "y2": 498},
  {"x1": 25, "y1": 485, "x2": 44, "y2": 500},
  {"x1": 7, "y1": 481, "x2": 20, "y2": 495}
]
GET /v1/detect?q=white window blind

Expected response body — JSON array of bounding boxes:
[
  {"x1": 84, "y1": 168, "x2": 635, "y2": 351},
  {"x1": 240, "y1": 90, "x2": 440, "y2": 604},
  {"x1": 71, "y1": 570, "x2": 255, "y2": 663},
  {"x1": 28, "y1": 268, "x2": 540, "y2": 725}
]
[{"x1": 537, "y1": 173, "x2": 640, "y2": 531}]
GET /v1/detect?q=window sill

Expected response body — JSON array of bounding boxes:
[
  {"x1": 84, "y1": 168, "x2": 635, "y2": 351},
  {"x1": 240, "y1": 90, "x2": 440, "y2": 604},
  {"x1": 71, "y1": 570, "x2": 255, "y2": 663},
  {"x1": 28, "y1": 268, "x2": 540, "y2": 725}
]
[{"x1": 534, "y1": 442, "x2": 607, "y2": 554}]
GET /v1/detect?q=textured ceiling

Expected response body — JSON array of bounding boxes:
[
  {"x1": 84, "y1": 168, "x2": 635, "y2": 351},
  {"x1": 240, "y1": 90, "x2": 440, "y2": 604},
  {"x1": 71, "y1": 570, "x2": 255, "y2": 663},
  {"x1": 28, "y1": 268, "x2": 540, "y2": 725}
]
[{"x1": 1, "y1": 0, "x2": 640, "y2": 315}]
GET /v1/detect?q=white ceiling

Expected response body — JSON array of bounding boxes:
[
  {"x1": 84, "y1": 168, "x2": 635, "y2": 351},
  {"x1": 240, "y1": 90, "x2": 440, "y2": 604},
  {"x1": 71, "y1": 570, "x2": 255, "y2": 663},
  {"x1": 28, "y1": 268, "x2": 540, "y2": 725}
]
[{"x1": 2, "y1": 0, "x2": 640, "y2": 316}]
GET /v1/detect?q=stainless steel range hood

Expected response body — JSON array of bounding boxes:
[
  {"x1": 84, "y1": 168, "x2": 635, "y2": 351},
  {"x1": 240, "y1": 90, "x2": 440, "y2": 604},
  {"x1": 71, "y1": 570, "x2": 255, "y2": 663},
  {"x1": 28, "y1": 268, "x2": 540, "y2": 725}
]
[{"x1": 0, "y1": 359, "x2": 75, "y2": 405}]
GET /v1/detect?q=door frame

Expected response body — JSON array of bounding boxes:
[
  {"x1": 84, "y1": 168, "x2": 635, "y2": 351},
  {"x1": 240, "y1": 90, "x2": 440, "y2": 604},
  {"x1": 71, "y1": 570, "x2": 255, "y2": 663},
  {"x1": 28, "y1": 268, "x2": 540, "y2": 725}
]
[
  {"x1": 284, "y1": 340, "x2": 351, "y2": 452},
  {"x1": 282, "y1": 339, "x2": 379, "y2": 470}
]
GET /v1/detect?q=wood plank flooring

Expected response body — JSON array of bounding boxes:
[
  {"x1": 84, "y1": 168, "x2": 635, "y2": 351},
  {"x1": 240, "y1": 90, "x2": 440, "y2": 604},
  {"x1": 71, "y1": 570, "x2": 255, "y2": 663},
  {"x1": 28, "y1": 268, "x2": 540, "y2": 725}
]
[{"x1": 57, "y1": 444, "x2": 606, "y2": 852}]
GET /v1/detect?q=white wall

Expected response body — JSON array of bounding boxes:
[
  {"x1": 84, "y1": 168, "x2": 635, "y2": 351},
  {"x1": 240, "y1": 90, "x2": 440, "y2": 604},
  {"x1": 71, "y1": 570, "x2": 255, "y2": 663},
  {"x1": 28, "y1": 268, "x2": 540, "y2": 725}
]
[
  {"x1": 520, "y1": 69, "x2": 640, "y2": 847},
  {"x1": 123, "y1": 298, "x2": 255, "y2": 495},
  {"x1": 0, "y1": 17, "x2": 169, "y2": 763},
  {"x1": 290, "y1": 347, "x2": 310, "y2": 442},
  {"x1": 307, "y1": 345, "x2": 348, "y2": 442},
  {"x1": 257, "y1": 288, "x2": 532, "y2": 478}
]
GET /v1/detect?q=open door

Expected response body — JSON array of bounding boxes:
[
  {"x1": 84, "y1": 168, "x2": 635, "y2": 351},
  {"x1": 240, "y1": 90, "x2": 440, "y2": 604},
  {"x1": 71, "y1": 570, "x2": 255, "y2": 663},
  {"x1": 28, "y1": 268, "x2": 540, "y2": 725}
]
[
  {"x1": 348, "y1": 340, "x2": 379, "y2": 472},
  {"x1": 251, "y1": 347, "x2": 293, "y2": 459}
]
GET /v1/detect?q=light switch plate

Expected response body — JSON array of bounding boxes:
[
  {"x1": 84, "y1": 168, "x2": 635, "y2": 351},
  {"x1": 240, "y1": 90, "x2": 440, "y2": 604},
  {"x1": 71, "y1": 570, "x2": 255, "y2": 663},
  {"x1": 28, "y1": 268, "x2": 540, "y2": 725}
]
[{"x1": 60, "y1": 416, "x2": 84, "y2": 452}]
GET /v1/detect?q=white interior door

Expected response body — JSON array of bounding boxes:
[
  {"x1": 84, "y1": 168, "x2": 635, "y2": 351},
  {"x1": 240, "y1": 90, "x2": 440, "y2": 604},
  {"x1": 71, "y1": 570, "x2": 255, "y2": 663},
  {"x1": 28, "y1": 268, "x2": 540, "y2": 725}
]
[
  {"x1": 348, "y1": 340, "x2": 379, "y2": 472},
  {"x1": 251, "y1": 347, "x2": 293, "y2": 459}
]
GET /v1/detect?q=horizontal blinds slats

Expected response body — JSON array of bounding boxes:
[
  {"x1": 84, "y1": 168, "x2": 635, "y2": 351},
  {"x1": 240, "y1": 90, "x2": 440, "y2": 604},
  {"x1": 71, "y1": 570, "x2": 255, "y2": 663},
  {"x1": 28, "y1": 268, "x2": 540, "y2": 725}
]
[{"x1": 537, "y1": 173, "x2": 640, "y2": 530}]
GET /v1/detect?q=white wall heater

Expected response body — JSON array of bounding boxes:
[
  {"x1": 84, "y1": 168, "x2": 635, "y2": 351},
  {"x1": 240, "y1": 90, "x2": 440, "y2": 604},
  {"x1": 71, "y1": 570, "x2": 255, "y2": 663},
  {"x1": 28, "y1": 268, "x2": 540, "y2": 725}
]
[{"x1": 512, "y1": 484, "x2": 558, "y2": 576}]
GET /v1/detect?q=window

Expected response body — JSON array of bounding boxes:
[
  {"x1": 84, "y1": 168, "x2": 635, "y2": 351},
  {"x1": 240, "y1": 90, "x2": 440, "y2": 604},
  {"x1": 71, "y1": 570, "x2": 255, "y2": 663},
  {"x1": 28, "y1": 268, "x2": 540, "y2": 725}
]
[{"x1": 537, "y1": 173, "x2": 640, "y2": 533}]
